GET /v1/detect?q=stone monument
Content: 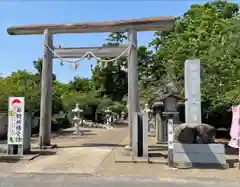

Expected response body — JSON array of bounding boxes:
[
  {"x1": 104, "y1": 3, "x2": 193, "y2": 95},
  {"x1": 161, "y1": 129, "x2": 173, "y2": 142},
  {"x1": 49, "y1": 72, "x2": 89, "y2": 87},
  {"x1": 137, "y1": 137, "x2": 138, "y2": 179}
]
[
  {"x1": 175, "y1": 60, "x2": 216, "y2": 144},
  {"x1": 173, "y1": 59, "x2": 228, "y2": 169},
  {"x1": 184, "y1": 59, "x2": 201, "y2": 124}
]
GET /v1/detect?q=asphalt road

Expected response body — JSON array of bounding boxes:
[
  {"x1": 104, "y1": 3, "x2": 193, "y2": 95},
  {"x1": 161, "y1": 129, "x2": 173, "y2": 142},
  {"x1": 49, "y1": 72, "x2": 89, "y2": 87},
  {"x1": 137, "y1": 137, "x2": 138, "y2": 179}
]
[{"x1": 0, "y1": 174, "x2": 238, "y2": 187}]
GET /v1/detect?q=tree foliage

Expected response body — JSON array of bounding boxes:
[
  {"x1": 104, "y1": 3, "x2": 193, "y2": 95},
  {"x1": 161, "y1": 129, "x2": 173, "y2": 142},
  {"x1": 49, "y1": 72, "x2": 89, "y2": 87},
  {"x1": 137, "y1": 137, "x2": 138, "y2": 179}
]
[
  {"x1": 150, "y1": 0, "x2": 240, "y2": 114},
  {"x1": 1, "y1": 0, "x2": 239, "y2": 129}
]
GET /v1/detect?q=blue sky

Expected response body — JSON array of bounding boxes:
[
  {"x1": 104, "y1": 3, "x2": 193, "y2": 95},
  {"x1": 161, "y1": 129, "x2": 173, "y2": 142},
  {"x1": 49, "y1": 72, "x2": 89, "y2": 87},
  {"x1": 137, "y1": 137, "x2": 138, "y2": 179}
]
[{"x1": 0, "y1": 0, "x2": 238, "y2": 83}]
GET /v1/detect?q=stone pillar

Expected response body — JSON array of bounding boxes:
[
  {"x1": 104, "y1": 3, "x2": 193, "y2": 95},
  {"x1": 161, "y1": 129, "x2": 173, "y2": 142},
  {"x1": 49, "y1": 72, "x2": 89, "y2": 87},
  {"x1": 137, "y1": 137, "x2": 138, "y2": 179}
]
[
  {"x1": 39, "y1": 29, "x2": 53, "y2": 146},
  {"x1": 163, "y1": 118, "x2": 167, "y2": 142},
  {"x1": 23, "y1": 112, "x2": 31, "y2": 153},
  {"x1": 184, "y1": 59, "x2": 201, "y2": 124},
  {"x1": 127, "y1": 29, "x2": 140, "y2": 148},
  {"x1": 142, "y1": 112, "x2": 149, "y2": 157},
  {"x1": 156, "y1": 109, "x2": 165, "y2": 143},
  {"x1": 173, "y1": 113, "x2": 180, "y2": 129}
]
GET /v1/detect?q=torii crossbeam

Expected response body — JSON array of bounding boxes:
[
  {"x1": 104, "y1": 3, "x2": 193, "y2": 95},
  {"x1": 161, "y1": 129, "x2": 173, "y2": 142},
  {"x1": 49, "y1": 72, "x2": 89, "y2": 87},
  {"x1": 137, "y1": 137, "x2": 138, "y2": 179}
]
[{"x1": 7, "y1": 16, "x2": 175, "y2": 154}]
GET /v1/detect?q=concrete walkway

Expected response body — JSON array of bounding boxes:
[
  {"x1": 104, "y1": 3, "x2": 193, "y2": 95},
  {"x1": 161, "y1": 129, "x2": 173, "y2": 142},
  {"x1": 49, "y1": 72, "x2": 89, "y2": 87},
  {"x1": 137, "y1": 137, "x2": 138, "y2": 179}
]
[
  {"x1": 3, "y1": 127, "x2": 128, "y2": 175},
  {"x1": 0, "y1": 174, "x2": 239, "y2": 187},
  {"x1": 96, "y1": 136, "x2": 240, "y2": 185},
  {"x1": 2, "y1": 126, "x2": 240, "y2": 185},
  {"x1": 14, "y1": 147, "x2": 113, "y2": 174}
]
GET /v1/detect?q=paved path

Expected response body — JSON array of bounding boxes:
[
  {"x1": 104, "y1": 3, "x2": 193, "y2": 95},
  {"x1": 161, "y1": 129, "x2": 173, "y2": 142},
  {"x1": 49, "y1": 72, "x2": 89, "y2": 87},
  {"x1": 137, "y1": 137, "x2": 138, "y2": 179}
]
[
  {"x1": 1, "y1": 126, "x2": 240, "y2": 185},
  {"x1": 96, "y1": 136, "x2": 240, "y2": 184},
  {"x1": 1, "y1": 127, "x2": 128, "y2": 175},
  {"x1": 14, "y1": 147, "x2": 113, "y2": 174},
  {"x1": 0, "y1": 174, "x2": 239, "y2": 187}
]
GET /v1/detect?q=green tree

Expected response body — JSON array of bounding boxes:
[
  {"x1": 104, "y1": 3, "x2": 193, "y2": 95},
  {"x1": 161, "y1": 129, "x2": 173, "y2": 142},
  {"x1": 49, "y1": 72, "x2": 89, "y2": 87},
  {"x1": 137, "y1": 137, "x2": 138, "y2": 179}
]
[
  {"x1": 92, "y1": 32, "x2": 155, "y2": 104},
  {"x1": 91, "y1": 32, "x2": 128, "y2": 101},
  {"x1": 33, "y1": 58, "x2": 56, "y2": 81},
  {"x1": 69, "y1": 76, "x2": 92, "y2": 92},
  {"x1": 0, "y1": 70, "x2": 40, "y2": 112},
  {"x1": 149, "y1": 0, "x2": 240, "y2": 115}
]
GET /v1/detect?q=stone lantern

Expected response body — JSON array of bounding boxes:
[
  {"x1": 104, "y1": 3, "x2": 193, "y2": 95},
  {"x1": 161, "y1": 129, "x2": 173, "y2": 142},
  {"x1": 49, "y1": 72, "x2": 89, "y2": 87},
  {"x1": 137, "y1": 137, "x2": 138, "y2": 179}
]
[
  {"x1": 104, "y1": 107, "x2": 112, "y2": 127},
  {"x1": 153, "y1": 82, "x2": 185, "y2": 143},
  {"x1": 72, "y1": 104, "x2": 83, "y2": 135},
  {"x1": 143, "y1": 103, "x2": 154, "y2": 135},
  {"x1": 121, "y1": 111, "x2": 125, "y2": 121}
]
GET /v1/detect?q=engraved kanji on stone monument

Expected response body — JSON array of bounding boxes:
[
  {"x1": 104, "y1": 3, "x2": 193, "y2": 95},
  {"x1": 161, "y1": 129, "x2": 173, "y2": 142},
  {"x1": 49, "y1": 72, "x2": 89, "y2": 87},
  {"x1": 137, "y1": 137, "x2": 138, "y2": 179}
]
[{"x1": 184, "y1": 59, "x2": 202, "y2": 124}]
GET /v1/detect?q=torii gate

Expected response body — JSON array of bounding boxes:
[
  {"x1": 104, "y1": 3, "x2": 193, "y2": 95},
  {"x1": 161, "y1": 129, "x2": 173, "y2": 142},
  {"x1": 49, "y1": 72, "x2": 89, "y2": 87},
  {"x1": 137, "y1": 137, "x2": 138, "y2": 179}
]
[{"x1": 7, "y1": 16, "x2": 174, "y2": 153}]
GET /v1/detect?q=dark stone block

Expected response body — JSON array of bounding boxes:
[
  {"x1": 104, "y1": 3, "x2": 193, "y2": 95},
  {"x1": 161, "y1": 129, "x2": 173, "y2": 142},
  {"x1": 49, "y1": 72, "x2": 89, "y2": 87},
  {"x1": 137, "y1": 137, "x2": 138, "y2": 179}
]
[
  {"x1": 174, "y1": 123, "x2": 216, "y2": 144},
  {"x1": 196, "y1": 123, "x2": 216, "y2": 144},
  {"x1": 174, "y1": 123, "x2": 196, "y2": 143}
]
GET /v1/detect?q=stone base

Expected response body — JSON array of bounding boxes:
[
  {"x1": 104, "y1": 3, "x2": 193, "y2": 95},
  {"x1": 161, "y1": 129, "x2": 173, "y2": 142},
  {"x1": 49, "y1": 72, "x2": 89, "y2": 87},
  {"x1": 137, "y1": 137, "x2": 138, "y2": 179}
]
[
  {"x1": 124, "y1": 145, "x2": 132, "y2": 151},
  {"x1": 33, "y1": 144, "x2": 58, "y2": 150},
  {"x1": 0, "y1": 146, "x2": 7, "y2": 154},
  {"x1": 173, "y1": 143, "x2": 228, "y2": 169},
  {"x1": 0, "y1": 154, "x2": 39, "y2": 162},
  {"x1": 148, "y1": 132, "x2": 155, "y2": 137},
  {"x1": 124, "y1": 145, "x2": 131, "y2": 149},
  {"x1": 156, "y1": 141, "x2": 167, "y2": 144},
  {"x1": 173, "y1": 162, "x2": 192, "y2": 169},
  {"x1": 236, "y1": 162, "x2": 240, "y2": 170},
  {"x1": 173, "y1": 162, "x2": 229, "y2": 169},
  {"x1": 122, "y1": 145, "x2": 132, "y2": 156},
  {"x1": 115, "y1": 155, "x2": 149, "y2": 163},
  {"x1": 115, "y1": 155, "x2": 168, "y2": 164},
  {"x1": 72, "y1": 131, "x2": 85, "y2": 135}
]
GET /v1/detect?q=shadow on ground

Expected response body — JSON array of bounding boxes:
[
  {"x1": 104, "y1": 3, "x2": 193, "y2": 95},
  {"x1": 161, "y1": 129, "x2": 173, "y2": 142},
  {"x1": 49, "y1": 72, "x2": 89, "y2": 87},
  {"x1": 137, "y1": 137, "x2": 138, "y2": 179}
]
[
  {"x1": 148, "y1": 145, "x2": 168, "y2": 151},
  {"x1": 53, "y1": 130, "x2": 98, "y2": 139},
  {"x1": 114, "y1": 123, "x2": 128, "y2": 128},
  {"x1": 184, "y1": 163, "x2": 228, "y2": 170},
  {"x1": 148, "y1": 144, "x2": 168, "y2": 159},
  {"x1": 82, "y1": 143, "x2": 125, "y2": 147},
  {"x1": 0, "y1": 156, "x2": 22, "y2": 163},
  {"x1": 57, "y1": 129, "x2": 92, "y2": 135},
  {"x1": 0, "y1": 149, "x2": 57, "y2": 163},
  {"x1": 58, "y1": 143, "x2": 125, "y2": 148},
  {"x1": 216, "y1": 141, "x2": 239, "y2": 155},
  {"x1": 149, "y1": 152, "x2": 168, "y2": 159},
  {"x1": 227, "y1": 158, "x2": 239, "y2": 168},
  {"x1": 0, "y1": 150, "x2": 56, "y2": 163},
  {"x1": 225, "y1": 146, "x2": 239, "y2": 155},
  {"x1": 29, "y1": 150, "x2": 57, "y2": 156}
]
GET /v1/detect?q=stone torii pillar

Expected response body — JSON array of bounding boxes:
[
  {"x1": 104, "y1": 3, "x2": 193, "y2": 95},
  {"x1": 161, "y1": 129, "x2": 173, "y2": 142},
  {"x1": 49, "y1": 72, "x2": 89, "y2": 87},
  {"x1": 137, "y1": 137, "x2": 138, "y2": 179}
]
[
  {"x1": 39, "y1": 29, "x2": 53, "y2": 146},
  {"x1": 127, "y1": 28, "x2": 140, "y2": 148}
]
